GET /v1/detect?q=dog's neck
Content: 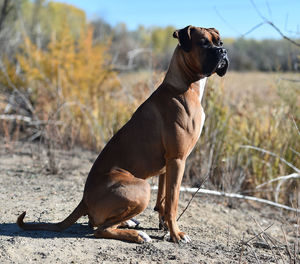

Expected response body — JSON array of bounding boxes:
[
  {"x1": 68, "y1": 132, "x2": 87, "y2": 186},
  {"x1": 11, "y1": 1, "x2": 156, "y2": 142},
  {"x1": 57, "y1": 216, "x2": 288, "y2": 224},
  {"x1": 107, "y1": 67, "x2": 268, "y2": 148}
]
[{"x1": 163, "y1": 46, "x2": 205, "y2": 93}]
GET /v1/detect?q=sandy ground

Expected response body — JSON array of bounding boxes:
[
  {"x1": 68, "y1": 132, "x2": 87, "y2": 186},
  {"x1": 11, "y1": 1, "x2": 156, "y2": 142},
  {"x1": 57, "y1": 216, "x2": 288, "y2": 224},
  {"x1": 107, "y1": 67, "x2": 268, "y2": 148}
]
[{"x1": 0, "y1": 140, "x2": 299, "y2": 263}]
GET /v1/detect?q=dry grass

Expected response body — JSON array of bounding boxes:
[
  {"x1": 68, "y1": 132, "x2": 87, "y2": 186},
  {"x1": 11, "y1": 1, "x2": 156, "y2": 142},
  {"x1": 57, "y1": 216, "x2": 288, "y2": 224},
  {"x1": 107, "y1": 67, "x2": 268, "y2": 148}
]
[
  {"x1": 211, "y1": 71, "x2": 298, "y2": 107},
  {"x1": 1, "y1": 70, "x2": 299, "y2": 206},
  {"x1": 188, "y1": 71, "x2": 300, "y2": 206}
]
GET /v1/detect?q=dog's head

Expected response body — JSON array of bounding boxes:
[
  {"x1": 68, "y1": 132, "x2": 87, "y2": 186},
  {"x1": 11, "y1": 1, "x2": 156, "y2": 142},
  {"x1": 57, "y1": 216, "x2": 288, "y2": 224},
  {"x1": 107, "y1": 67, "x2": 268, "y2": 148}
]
[{"x1": 173, "y1": 25, "x2": 229, "y2": 77}]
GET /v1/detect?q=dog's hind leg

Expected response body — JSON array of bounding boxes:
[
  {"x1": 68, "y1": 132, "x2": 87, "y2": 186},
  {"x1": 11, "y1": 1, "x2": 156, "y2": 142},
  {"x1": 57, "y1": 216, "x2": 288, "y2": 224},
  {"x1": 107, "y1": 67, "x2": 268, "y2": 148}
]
[
  {"x1": 94, "y1": 202, "x2": 151, "y2": 243},
  {"x1": 95, "y1": 226, "x2": 151, "y2": 243},
  {"x1": 87, "y1": 169, "x2": 151, "y2": 243}
]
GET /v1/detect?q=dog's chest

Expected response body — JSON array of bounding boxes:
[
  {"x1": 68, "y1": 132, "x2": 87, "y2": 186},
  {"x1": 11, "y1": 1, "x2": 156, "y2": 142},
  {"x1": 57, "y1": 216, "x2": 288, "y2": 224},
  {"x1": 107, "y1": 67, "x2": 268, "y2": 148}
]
[
  {"x1": 197, "y1": 77, "x2": 207, "y2": 103},
  {"x1": 195, "y1": 78, "x2": 207, "y2": 138},
  {"x1": 185, "y1": 78, "x2": 207, "y2": 156}
]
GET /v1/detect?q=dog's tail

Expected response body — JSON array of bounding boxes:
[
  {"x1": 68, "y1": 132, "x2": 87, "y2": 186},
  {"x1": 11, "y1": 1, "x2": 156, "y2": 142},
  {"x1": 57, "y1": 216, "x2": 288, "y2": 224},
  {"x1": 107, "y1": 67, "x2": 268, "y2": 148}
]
[{"x1": 17, "y1": 200, "x2": 87, "y2": 232}]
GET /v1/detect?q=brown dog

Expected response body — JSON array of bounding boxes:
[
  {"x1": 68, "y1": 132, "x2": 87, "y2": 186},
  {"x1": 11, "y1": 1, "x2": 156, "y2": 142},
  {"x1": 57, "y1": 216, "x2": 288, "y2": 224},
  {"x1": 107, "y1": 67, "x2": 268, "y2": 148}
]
[{"x1": 17, "y1": 25, "x2": 228, "y2": 243}]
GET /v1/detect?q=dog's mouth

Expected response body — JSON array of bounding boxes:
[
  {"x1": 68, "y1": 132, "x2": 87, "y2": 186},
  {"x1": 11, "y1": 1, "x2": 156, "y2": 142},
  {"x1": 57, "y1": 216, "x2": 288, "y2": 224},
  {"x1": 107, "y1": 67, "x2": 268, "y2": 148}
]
[{"x1": 215, "y1": 55, "x2": 229, "y2": 77}]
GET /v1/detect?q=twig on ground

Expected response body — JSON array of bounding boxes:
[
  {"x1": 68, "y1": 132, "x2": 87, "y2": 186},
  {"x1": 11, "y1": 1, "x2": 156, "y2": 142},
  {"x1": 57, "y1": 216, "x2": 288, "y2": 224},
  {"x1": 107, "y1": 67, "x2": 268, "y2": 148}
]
[
  {"x1": 243, "y1": 223, "x2": 274, "y2": 245},
  {"x1": 247, "y1": 244, "x2": 261, "y2": 264},
  {"x1": 239, "y1": 232, "x2": 245, "y2": 264},
  {"x1": 227, "y1": 213, "x2": 230, "y2": 247},
  {"x1": 281, "y1": 225, "x2": 293, "y2": 261},
  {"x1": 295, "y1": 196, "x2": 299, "y2": 263},
  {"x1": 177, "y1": 172, "x2": 210, "y2": 221},
  {"x1": 252, "y1": 217, "x2": 285, "y2": 263}
]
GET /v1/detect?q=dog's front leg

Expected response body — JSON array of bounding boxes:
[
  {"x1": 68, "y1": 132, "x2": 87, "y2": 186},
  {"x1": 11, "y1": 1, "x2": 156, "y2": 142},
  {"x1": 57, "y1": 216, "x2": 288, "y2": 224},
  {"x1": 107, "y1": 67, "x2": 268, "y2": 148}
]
[
  {"x1": 154, "y1": 173, "x2": 167, "y2": 230},
  {"x1": 165, "y1": 158, "x2": 191, "y2": 243}
]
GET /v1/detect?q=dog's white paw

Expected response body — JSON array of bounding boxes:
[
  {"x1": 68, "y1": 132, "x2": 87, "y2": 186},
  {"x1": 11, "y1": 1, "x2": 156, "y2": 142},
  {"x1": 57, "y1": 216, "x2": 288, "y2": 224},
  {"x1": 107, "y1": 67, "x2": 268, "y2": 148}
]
[
  {"x1": 138, "y1": 231, "x2": 152, "y2": 242},
  {"x1": 180, "y1": 234, "x2": 191, "y2": 244},
  {"x1": 123, "y1": 218, "x2": 140, "y2": 228},
  {"x1": 163, "y1": 232, "x2": 191, "y2": 243},
  {"x1": 164, "y1": 232, "x2": 171, "y2": 241}
]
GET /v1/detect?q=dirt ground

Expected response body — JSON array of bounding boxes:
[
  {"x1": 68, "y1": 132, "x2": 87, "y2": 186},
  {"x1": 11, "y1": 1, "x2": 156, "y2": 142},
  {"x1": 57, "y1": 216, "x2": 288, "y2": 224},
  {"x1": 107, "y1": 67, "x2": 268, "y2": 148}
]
[{"x1": 0, "y1": 140, "x2": 299, "y2": 263}]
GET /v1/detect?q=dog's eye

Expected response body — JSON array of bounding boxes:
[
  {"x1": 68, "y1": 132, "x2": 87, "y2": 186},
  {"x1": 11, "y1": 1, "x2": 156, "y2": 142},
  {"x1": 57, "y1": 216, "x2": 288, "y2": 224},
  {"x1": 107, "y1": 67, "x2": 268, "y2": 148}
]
[{"x1": 197, "y1": 39, "x2": 210, "y2": 47}]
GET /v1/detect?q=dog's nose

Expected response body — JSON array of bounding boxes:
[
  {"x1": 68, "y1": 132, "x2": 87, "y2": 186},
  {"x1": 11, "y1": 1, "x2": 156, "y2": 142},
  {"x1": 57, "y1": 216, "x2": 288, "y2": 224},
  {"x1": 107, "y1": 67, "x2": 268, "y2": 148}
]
[{"x1": 217, "y1": 48, "x2": 227, "y2": 54}]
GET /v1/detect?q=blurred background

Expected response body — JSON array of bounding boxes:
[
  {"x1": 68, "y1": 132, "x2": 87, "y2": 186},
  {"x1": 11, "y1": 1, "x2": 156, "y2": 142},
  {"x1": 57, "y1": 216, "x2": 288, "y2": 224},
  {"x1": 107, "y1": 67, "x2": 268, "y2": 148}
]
[{"x1": 0, "y1": 0, "x2": 299, "y2": 206}]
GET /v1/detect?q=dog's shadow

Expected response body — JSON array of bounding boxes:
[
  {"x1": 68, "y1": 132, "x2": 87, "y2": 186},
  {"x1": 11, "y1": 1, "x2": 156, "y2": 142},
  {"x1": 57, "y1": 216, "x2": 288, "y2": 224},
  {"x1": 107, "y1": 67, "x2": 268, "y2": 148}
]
[
  {"x1": 0, "y1": 222, "x2": 94, "y2": 239},
  {"x1": 0, "y1": 223, "x2": 165, "y2": 240}
]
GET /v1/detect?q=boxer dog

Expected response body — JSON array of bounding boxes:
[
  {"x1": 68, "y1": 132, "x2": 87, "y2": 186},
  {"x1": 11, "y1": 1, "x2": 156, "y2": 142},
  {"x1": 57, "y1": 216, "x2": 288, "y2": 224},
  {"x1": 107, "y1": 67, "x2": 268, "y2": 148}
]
[{"x1": 17, "y1": 25, "x2": 229, "y2": 243}]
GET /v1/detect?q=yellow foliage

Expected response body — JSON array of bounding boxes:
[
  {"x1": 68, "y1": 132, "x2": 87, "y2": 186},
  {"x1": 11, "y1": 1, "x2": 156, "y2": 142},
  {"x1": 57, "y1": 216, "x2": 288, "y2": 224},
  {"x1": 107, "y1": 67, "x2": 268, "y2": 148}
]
[
  {"x1": 0, "y1": 57, "x2": 25, "y2": 89},
  {"x1": 11, "y1": 23, "x2": 134, "y2": 149},
  {"x1": 46, "y1": 1, "x2": 86, "y2": 39}
]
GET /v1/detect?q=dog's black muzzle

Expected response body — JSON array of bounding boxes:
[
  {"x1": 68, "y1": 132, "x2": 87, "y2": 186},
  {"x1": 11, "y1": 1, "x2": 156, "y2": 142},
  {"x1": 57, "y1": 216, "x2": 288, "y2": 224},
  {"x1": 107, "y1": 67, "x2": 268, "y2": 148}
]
[{"x1": 215, "y1": 47, "x2": 229, "y2": 77}]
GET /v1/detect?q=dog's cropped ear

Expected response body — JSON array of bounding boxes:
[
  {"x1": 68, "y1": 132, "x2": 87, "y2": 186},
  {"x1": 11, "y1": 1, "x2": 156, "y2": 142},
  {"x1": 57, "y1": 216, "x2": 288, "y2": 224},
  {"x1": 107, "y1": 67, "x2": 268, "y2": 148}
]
[{"x1": 173, "y1": 25, "x2": 194, "y2": 52}]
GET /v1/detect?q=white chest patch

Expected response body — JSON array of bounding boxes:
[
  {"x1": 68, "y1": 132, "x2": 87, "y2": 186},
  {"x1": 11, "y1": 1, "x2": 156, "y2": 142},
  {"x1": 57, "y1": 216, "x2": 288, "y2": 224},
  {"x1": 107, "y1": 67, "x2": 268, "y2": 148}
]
[
  {"x1": 186, "y1": 78, "x2": 207, "y2": 157},
  {"x1": 198, "y1": 77, "x2": 207, "y2": 103},
  {"x1": 197, "y1": 77, "x2": 207, "y2": 140}
]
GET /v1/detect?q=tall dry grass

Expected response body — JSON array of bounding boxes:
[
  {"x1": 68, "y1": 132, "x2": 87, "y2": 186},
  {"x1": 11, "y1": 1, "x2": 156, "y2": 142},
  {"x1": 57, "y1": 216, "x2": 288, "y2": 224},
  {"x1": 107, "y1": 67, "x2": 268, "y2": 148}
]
[
  {"x1": 1, "y1": 48, "x2": 299, "y2": 205},
  {"x1": 0, "y1": 24, "x2": 138, "y2": 151},
  {"x1": 185, "y1": 72, "x2": 299, "y2": 205}
]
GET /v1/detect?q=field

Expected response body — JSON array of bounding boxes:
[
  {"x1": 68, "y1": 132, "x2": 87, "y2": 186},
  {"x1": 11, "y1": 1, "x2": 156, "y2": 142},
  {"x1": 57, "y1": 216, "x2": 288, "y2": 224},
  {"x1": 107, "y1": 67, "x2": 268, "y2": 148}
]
[
  {"x1": 0, "y1": 1, "x2": 299, "y2": 262},
  {"x1": 0, "y1": 140, "x2": 299, "y2": 263},
  {"x1": 0, "y1": 71, "x2": 299, "y2": 263}
]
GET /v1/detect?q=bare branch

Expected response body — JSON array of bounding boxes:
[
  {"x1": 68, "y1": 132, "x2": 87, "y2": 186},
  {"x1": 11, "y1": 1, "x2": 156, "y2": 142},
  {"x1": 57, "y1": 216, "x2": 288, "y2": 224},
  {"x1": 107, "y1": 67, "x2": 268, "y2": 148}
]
[
  {"x1": 240, "y1": 145, "x2": 300, "y2": 174},
  {"x1": 249, "y1": 0, "x2": 300, "y2": 47},
  {"x1": 0, "y1": 114, "x2": 63, "y2": 126},
  {"x1": 284, "y1": 14, "x2": 300, "y2": 36},
  {"x1": 278, "y1": 77, "x2": 300, "y2": 83},
  {"x1": 266, "y1": 20, "x2": 300, "y2": 47},
  {"x1": 0, "y1": 0, "x2": 11, "y2": 32},
  {"x1": 241, "y1": 22, "x2": 265, "y2": 38},
  {"x1": 265, "y1": 1, "x2": 273, "y2": 21},
  {"x1": 0, "y1": 114, "x2": 31, "y2": 123},
  {"x1": 256, "y1": 173, "x2": 300, "y2": 189},
  {"x1": 151, "y1": 186, "x2": 300, "y2": 212},
  {"x1": 250, "y1": 0, "x2": 267, "y2": 21},
  {"x1": 291, "y1": 148, "x2": 300, "y2": 157},
  {"x1": 213, "y1": 6, "x2": 241, "y2": 35},
  {"x1": 291, "y1": 115, "x2": 300, "y2": 136},
  {"x1": 0, "y1": 59, "x2": 35, "y2": 116}
]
